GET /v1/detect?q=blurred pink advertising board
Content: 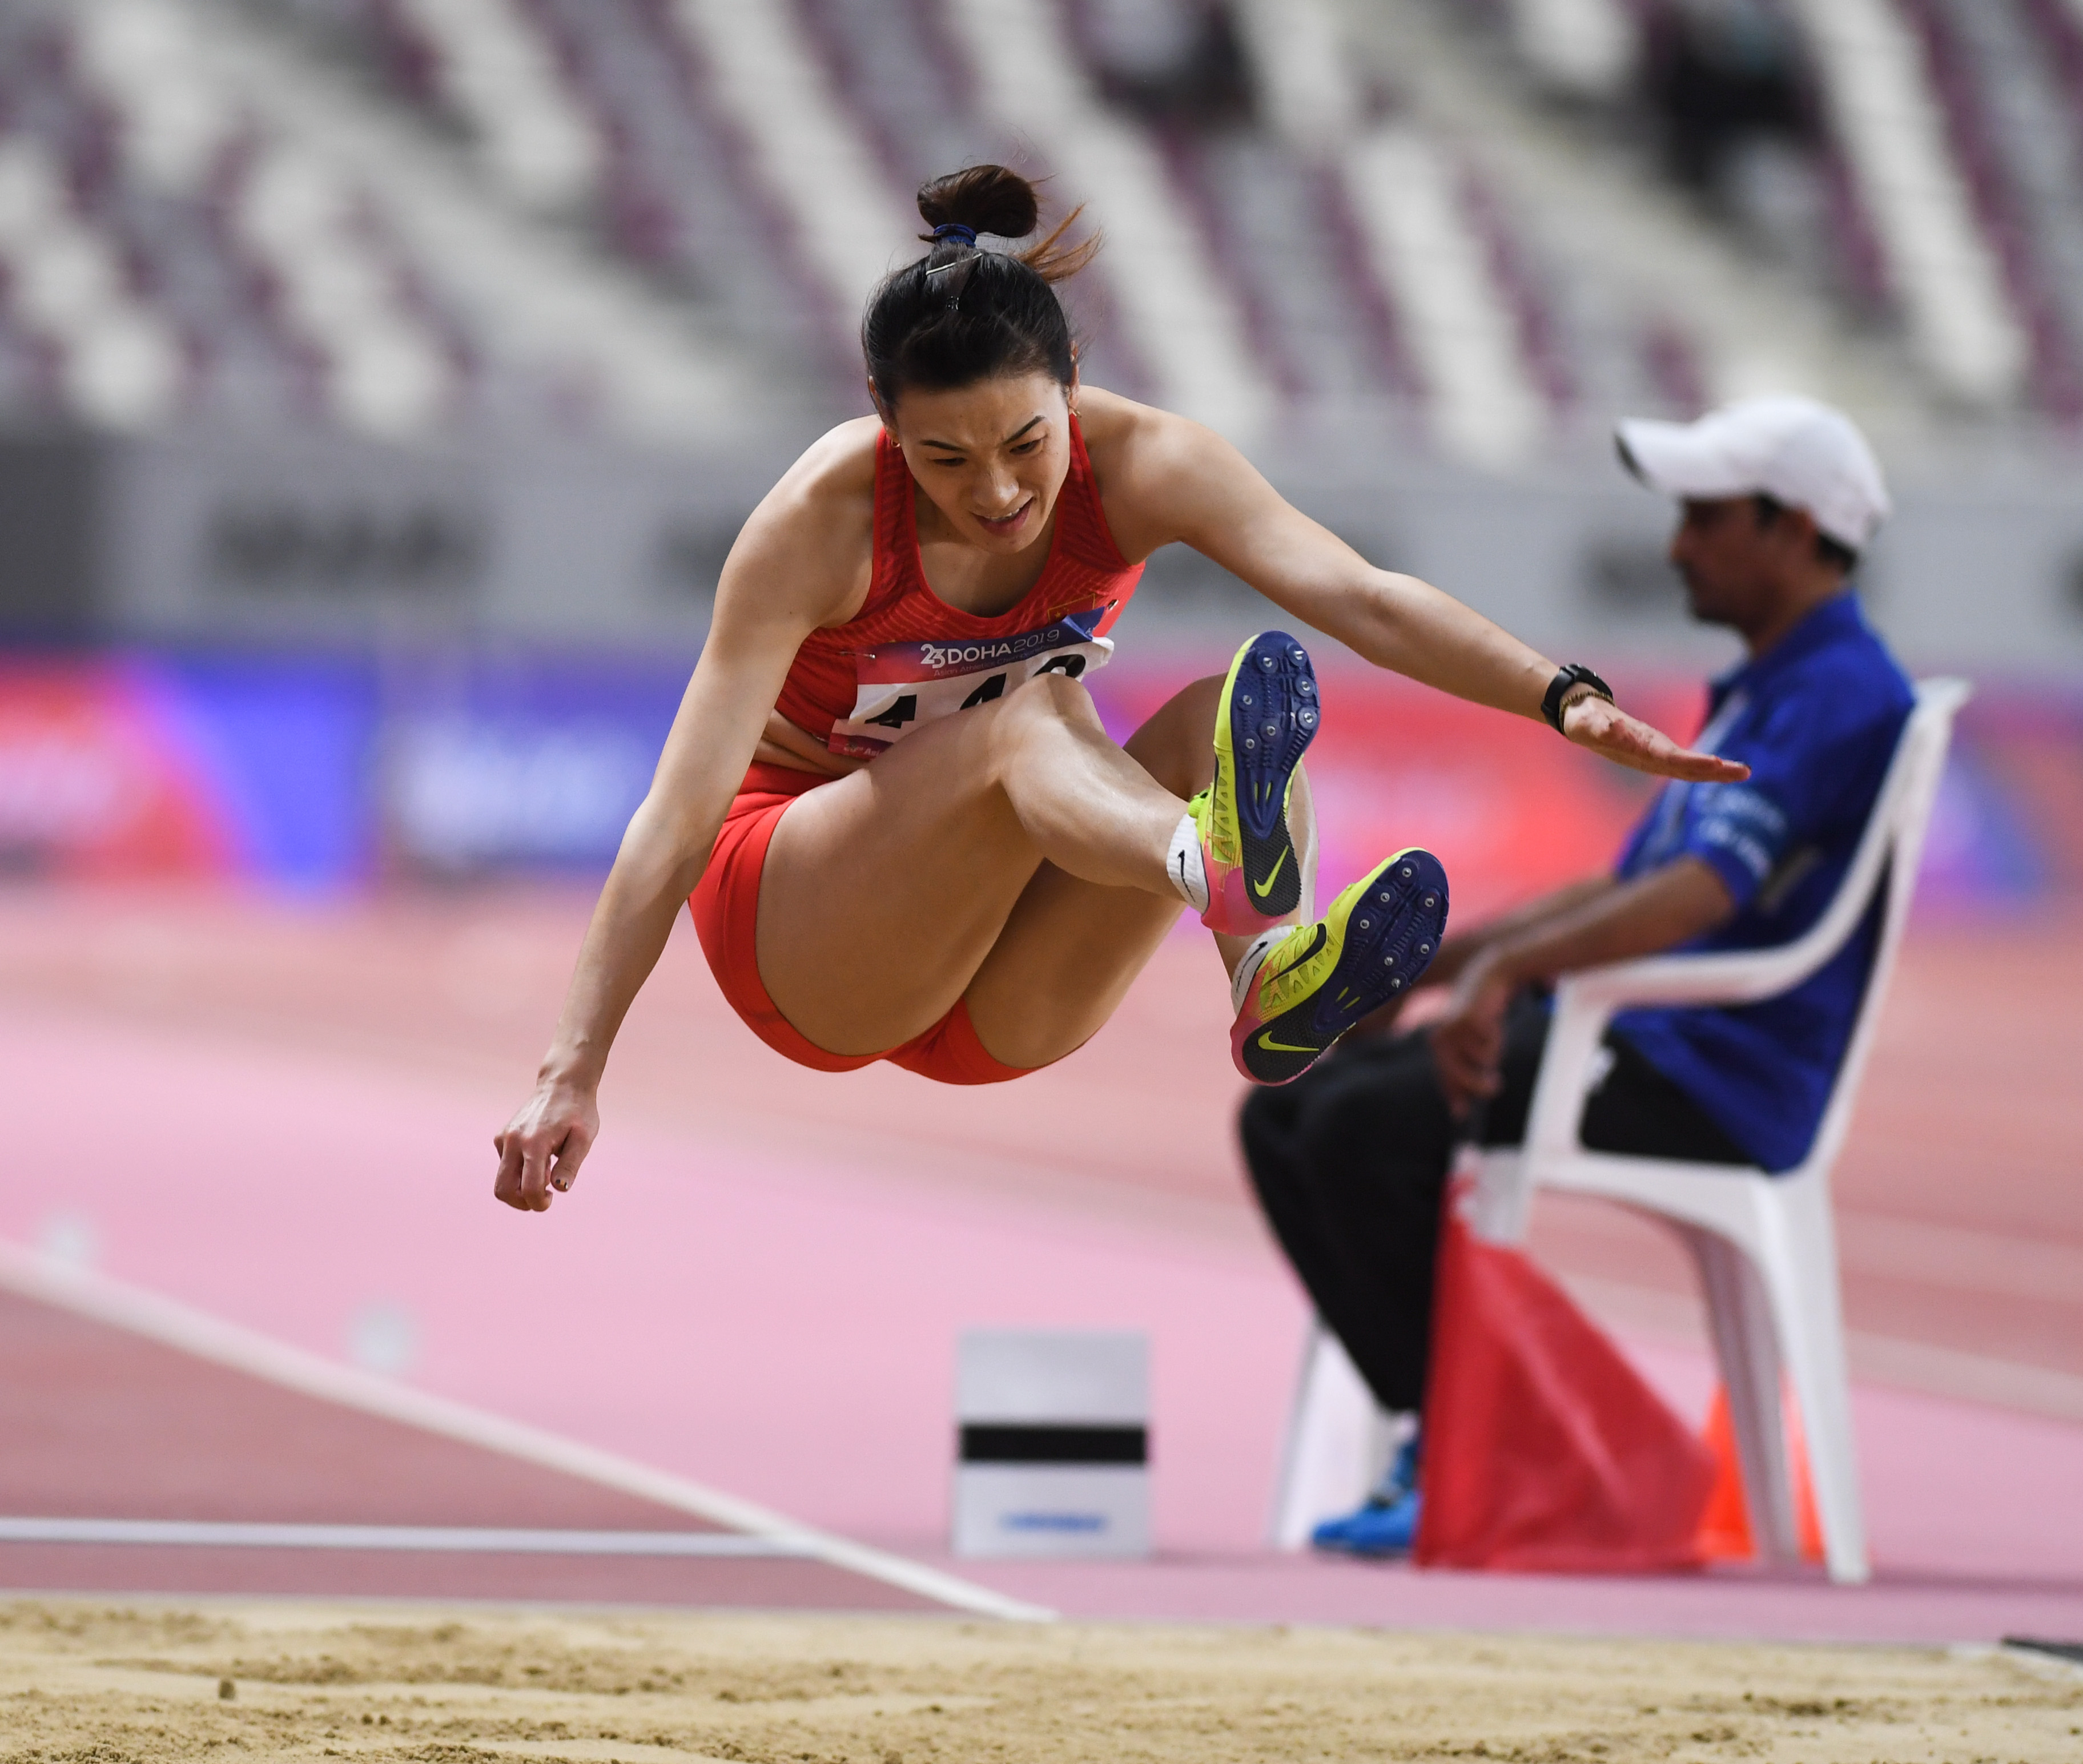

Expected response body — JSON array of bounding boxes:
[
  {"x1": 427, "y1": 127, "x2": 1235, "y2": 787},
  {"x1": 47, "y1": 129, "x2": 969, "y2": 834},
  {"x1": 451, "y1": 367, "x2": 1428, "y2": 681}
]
[{"x1": 0, "y1": 649, "x2": 2063, "y2": 916}]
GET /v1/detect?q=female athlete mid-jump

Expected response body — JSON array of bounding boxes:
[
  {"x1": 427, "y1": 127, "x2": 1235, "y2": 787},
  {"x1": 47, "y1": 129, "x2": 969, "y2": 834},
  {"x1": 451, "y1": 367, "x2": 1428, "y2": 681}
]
[{"x1": 493, "y1": 166, "x2": 1743, "y2": 1211}]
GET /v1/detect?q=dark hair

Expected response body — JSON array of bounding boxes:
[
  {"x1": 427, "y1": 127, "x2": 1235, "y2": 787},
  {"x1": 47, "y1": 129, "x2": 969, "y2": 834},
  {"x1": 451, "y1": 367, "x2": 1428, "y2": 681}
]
[
  {"x1": 1752, "y1": 493, "x2": 1859, "y2": 573},
  {"x1": 862, "y1": 165, "x2": 1098, "y2": 409}
]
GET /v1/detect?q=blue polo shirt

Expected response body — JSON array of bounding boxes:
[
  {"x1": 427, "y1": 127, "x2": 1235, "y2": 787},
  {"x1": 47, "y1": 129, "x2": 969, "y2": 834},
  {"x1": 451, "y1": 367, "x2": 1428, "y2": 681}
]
[{"x1": 1609, "y1": 594, "x2": 1913, "y2": 1173}]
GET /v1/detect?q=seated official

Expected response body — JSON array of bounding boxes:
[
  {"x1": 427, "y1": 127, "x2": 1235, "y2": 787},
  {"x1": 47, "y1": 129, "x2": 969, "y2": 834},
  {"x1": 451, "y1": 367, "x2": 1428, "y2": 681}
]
[{"x1": 1242, "y1": 397, "x2": 1915, "y2": 1558}]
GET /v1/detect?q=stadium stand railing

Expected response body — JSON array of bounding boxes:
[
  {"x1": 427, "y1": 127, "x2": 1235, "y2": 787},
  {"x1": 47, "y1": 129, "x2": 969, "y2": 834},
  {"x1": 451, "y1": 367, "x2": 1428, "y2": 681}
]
[
  {"x1": 9, "y1": 0, "x2": 769, "y2": 440},
  {"x1": 1236, "y1": 0, "x2": 1554, "y2": 460},
  {"x1": 941, "y1": 0, "x2": 1271, "y2": 440},
  {"x1": 1910, "y1": 0, "x2": 2083, "y2": 417},
  {"x1": 665, "y1": 0, "x2": 915, "y2": 342},
  {"x1": 1342, "y1": 127, "x2": 1550, "y2": 468},
  {"x1": 384, "y1": 0, "x2": 605, "y2": 212},
  {"x1": 1782, "y1": 0, "x2": 2027, "y2": 406},
  {"x1": 0, "y1": 132, "x2": 186, "y2": 429}
]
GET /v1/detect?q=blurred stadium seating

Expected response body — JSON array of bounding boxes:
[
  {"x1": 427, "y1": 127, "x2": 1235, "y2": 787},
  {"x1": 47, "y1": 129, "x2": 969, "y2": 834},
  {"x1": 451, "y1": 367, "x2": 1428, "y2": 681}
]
[
  {"x1": 0, "y1": 0, "x2": 2078, "y2": 889},
  {"x1": 6, "y1": 0, "x2": 2083, "y2": 448}
]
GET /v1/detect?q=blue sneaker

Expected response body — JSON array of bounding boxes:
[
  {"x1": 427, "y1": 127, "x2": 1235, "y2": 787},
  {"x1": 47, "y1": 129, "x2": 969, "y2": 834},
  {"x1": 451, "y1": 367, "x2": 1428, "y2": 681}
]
[
  {"x1": 1309, "y1": 1431, "x2": 1423, "y2": 1558},
  {"x1": 1311, "y1": 1491, "x2": 1422, "y2": 1557}
]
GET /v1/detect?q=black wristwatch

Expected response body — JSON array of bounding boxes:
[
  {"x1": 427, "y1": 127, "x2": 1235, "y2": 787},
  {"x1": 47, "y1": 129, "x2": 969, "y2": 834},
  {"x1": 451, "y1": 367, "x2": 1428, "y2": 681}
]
[{"x1": 1542, "y1": 663, "x2": 1614, "y2": 734}]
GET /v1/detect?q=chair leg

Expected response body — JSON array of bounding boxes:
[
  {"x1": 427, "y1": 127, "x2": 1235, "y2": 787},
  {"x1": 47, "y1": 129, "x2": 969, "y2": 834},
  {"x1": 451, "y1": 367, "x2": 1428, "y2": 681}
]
[
  {"x1": 1756, "y1": 1179, "x2": 1871, "y2": 1584},
  {"x1": 1679, "y1": 1222, "x2": 1801, "y2": 1563},
  {"x1": 1268, "y1": 1319, "x2": 1390, "y2": 1550},
  {"x1": 1468, "y1": 1147, "x2": 1532, "y2": 1246}
]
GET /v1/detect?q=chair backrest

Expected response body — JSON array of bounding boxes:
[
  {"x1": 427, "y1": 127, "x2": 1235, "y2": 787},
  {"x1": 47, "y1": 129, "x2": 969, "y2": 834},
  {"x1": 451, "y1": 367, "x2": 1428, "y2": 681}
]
[
  {"x1": 1499, "y1": 679, "x2": 1966, "y2": 1216},
  {"x1": 1564, "y1": 678, "x2": 1970, "y2": 1018},
  {"x1": 1785, "y1": 676, "x2": 1969, "y2": 1178},
  {"x1": 1489, "y1": 679, "x2": 1970, "y2": 1241}
]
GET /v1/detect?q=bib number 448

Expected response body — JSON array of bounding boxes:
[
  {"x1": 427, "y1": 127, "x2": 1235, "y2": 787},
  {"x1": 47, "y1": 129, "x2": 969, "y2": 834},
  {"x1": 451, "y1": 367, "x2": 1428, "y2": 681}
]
[{"x1": 830, "y1": 630, "x2": 1112, "y2": 758}]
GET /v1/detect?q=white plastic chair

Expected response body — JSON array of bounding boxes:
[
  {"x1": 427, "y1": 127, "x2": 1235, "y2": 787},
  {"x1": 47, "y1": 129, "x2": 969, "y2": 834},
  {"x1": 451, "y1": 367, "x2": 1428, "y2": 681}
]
[{"x1": 1272, "y1": 679, "x2": 1971, "y2": 1582}]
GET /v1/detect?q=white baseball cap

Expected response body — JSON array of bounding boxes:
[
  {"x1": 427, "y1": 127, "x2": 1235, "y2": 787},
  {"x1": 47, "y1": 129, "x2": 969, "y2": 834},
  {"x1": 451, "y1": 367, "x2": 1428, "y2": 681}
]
[{"x1": 1615, "y1": 395, "x2": 1891, "y2": 552}]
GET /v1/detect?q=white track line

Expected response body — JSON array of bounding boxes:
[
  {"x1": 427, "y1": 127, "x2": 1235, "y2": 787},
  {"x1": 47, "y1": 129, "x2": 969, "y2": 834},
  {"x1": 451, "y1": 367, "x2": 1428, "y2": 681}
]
[
  {"x1": 0, "y1": 1239, "x2": 1051, "y2": 1622},
  {"x1": 0, "y1": 1519, "x2": 811, "y2": 1556}
]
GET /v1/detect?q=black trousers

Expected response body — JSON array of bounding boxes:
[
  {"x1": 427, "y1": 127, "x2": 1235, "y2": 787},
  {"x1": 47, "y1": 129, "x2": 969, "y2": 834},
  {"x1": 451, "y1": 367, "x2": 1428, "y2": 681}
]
[{"x1": 1239, "y1": 995, "x2": 1748, "y2": 1415}]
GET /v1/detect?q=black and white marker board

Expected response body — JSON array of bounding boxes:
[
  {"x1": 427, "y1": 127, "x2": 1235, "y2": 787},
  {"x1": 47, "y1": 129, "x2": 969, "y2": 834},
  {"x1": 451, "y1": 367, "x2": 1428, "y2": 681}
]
[{"x1": 952, "y1": 1328, "x2": 1149, "y2": 1558}]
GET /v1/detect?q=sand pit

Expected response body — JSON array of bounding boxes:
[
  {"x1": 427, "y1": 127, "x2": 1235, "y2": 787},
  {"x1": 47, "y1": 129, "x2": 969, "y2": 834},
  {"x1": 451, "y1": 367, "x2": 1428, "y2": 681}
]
[{"x1": 1, "y1": 1598, "x2": 2078, "y2": 1762}]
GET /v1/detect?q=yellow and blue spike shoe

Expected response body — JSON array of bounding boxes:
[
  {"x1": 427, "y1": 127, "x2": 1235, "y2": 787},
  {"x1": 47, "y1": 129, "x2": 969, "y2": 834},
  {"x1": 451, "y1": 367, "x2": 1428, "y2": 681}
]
[
  {"x1": 1189, "y1": 630, "x2": 1320, "y2": 935},
  {"x1": 1230, "y1": 850, "x2": 1449, "y2": 1085}
]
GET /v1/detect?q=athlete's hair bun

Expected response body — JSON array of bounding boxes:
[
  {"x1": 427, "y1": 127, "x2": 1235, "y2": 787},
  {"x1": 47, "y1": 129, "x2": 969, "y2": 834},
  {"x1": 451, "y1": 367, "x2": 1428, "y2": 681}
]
[
  {"x1": 863, "y1": 164, "x2": 1097, "y2": 405},
  {"x1": 916, "y1": 165, "x2": 1039, "y2": 245}
]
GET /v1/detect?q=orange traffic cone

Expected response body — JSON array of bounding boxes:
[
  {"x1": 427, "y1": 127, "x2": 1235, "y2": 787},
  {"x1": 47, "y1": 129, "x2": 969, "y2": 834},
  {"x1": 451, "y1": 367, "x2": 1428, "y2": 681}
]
[{"x1": 1695, "y1": 1383, "x2": 1823, "y2": 1563}]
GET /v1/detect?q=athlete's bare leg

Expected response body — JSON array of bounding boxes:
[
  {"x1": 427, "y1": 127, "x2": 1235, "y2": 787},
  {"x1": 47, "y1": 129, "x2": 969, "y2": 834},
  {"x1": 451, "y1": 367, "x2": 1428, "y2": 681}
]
[
  {"x1": 964, "y1": 719, "x2": 1316, "y2": 1068},
  {"x1": 758, "y1": 671, "x2": 1242, "y2": 1061}
]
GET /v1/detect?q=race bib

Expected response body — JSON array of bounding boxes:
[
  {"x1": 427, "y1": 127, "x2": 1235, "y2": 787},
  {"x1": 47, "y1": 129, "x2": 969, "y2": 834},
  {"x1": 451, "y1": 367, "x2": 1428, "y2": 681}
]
[{"x1": 827, "y1": 604, "x2": 1116, "y2": 759}]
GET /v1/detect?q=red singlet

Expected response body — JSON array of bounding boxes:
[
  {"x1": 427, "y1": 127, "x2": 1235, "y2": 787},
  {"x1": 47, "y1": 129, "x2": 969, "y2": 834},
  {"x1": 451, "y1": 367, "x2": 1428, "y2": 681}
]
[{"x1": 691, "y1": 416, "x2": 1146, "y2": 1084}]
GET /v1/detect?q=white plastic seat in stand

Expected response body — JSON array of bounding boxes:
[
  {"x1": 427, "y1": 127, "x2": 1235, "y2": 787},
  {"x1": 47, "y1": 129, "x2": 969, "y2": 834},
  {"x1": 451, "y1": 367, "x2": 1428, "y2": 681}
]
[{"x1": 1271, "y1": 679, "x2": 1970, "y2": 1584}]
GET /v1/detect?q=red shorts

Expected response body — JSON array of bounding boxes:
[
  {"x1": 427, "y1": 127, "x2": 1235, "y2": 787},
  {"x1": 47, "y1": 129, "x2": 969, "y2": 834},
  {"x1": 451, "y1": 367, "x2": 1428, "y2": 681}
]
[{"x1": 689, "y1": 764, "x2": 1035, "y2": 1086}]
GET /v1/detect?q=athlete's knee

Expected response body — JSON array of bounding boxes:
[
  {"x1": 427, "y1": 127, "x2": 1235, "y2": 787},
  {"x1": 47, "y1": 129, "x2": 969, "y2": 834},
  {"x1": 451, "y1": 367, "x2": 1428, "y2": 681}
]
[
  {"x1": 996, "y1": 668, "x2": 1101, "y2": 746},
  {"x1": 1032, "y1": 666, "x2": 1100, "y2": 717}
]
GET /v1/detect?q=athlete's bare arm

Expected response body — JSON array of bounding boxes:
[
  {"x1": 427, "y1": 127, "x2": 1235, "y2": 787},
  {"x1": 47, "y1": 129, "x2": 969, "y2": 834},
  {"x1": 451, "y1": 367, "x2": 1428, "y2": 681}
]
[
  {"x1": 1077, "y1": 390, "x2": 1745, "y2": 786},
  {"x1": 492, "y1": 423, "x2": 881, "y2": 1211}
]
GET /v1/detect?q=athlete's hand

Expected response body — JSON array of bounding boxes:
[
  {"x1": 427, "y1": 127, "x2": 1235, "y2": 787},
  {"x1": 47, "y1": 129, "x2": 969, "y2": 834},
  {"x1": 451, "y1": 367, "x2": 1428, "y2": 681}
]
[
  {"x1": 493, "y1": 1073, "x2": 598, "y2": 1212},
  {"x1": 1429, "y1": 955, "x2": 1514, "y2": 1118},
  {"x1": 1562, "y1": 695, "x2": 1749, "y2": 784}
]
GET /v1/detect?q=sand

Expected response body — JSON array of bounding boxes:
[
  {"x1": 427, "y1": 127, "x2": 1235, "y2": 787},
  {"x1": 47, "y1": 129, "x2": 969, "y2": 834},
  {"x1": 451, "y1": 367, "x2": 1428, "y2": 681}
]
[{"x1": 1, "y1": 1599, "x2": 2078, "y2": 1763}]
